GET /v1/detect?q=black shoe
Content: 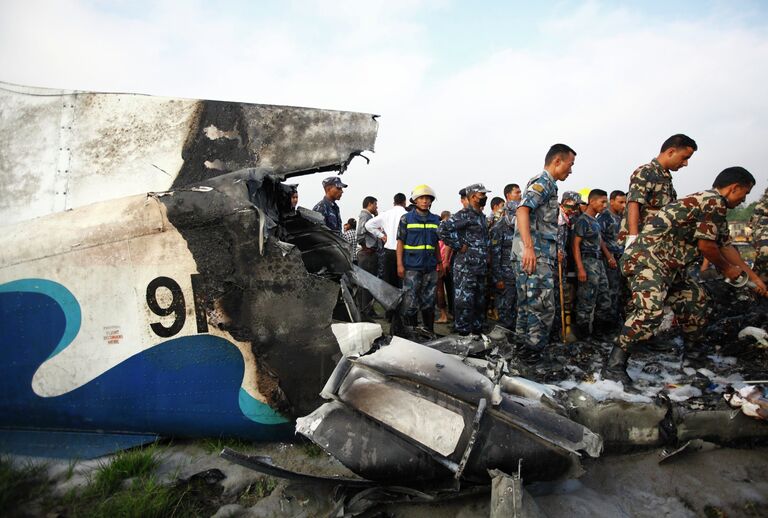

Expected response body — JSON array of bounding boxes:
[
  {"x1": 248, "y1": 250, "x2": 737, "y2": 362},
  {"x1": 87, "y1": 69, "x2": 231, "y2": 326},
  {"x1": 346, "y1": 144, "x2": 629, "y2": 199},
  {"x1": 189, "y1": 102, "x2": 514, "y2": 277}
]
[
  {"x1": 573, "y1": 322, "x2": 590, "y2": 340},
  {"x1": 420, "y1": 310, "x2": 435, "y2": 334},
  {"x1": 601, "y1": 345, "x2": 634, "y2": 387},
  {"x1": 592, "y1": 319, "x2": 616, "y2": 342}
]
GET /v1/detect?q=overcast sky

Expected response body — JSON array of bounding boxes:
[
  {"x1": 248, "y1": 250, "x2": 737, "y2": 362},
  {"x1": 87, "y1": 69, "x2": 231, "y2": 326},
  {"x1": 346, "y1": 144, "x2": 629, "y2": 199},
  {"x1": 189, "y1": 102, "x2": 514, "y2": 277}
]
[{"x1": 1, "y1": 0, "x2": 766, "y2": 218}]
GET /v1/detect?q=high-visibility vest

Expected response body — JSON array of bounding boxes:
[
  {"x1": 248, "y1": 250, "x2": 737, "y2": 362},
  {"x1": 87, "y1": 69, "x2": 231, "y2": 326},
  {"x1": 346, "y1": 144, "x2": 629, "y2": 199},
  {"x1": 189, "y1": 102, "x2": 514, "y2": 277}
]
[{"x1": 403, "y1": 210, "x2": 441, "y2": 271}]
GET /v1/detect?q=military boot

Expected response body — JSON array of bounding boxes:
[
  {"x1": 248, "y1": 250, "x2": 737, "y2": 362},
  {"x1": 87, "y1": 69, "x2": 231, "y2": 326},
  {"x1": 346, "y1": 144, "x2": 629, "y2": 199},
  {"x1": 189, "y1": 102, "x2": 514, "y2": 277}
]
[
  {"x1": 591, "y1": 318, "x2": 616, "y2": 342},
  {"x1": 572, "y1": 321, "x2": 591, "y2": 341},
  {"x1": 601, "y1": 345, "x2": 633, "y2": 387},
  {"x1": 390, "y1": 313, "x2": 412, "y2": 339},
  {"x1": 420, "y1": 309, "x2": 435, "y2": 334}
]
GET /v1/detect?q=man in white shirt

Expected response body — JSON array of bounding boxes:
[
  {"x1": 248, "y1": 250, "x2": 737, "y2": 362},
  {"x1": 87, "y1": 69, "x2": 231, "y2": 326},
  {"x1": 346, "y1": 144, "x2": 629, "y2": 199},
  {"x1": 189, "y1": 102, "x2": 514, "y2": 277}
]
[{"x1": 365, "y1": 193, "x2": 408, "y2": 290}]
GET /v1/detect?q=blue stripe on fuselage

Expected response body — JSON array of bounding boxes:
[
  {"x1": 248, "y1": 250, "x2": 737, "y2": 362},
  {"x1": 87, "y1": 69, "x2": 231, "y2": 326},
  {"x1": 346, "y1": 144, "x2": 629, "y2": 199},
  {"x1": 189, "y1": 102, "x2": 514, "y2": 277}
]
[{"x1": 0, "y1": 283, "x2": 292, "y2": 441}]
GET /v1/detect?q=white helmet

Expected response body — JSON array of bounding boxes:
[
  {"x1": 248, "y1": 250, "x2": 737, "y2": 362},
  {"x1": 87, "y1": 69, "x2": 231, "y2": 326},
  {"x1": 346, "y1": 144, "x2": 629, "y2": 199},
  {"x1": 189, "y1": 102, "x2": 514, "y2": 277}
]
[{"x1": 410, "y1": 184, "x2": 436, "y2": 203}]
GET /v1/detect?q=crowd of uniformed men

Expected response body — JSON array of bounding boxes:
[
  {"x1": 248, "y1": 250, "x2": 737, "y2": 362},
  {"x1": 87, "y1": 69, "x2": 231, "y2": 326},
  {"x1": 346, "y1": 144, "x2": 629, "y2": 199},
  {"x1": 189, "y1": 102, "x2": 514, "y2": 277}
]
[{"x1": 311, "y1": 135, "x2": 768, "y2": 387}]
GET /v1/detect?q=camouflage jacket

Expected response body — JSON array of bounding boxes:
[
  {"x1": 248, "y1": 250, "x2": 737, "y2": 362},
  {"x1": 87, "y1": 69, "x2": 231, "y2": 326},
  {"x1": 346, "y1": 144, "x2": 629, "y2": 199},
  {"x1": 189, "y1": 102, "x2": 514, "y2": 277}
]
[
  {"x1": 438, "y1": 206, "x2": 490, "y2": 275},
  {"x1": 597, "y1": 209, "x2": 623, "y2": 256},
  {"x1": 629, "y1": 189, "x2": 731, "y2": 271},
  {"x1": 490, "y1": 202, "x2": 518, "y2": 282},
  {"x1": 512, "y1": 171, "x2": 559, "y2": 265},
  {"x1": 619, "y1": 158, "x2": 677, "y2": 241},
  {"x1": 573, "y1": 212, "x2": 603, "y2": 257},
  {"x1": 750, "y1": 187, "x2": 768, "y2": 246},
  {"x1": 312, "y1": 197, "x2": 342, "y2": 235}
]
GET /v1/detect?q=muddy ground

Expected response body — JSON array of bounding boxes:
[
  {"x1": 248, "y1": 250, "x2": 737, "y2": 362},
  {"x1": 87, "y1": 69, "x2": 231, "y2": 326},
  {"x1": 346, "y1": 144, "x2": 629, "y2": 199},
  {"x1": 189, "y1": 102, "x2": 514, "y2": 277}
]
[{"x1": 8, "y1": 439, "x2": 767, "y2": 518}]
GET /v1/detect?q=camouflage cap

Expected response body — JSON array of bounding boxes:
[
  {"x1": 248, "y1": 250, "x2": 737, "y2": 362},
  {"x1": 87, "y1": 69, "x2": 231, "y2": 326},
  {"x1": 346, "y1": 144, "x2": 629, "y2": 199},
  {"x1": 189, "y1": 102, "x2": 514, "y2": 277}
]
[
  {"x1": 561, "y1": 191, "x2": 583, "y2": 204},
  {"x1": 322, "y1": 176, "x2": 348, "y2": 188},
  {"x1": 465, "y1": 183, "x2": 491, "y2": 195}
]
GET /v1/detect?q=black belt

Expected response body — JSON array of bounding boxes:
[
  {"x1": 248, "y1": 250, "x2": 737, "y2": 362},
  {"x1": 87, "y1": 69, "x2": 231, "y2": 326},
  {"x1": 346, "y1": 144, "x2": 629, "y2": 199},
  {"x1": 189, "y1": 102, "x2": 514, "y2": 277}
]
[{"x1": 580, "y1": 251, "x2": 602, "y2": 259}]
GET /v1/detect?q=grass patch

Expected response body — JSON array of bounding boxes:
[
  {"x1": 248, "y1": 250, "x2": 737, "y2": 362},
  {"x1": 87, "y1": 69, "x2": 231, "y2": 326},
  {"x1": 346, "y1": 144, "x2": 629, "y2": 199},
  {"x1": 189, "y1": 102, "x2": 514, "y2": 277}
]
[
  {"x1": 88, "y1": 445, "x2": 160, "y2": 495},
  {"x1": 238, "y1": 477, "x2": 278, "y2": 507},
  {"x1": 0, "y1": 456, "x2": 50, "y2": 515},
  {"x1": 198, "y1": 436, "x2": 255, "y2": 455},
  {"x1": 54, "y1": 445, "x2": 221, "y2": 518},
  {"x1": 301, "y1": 442, "x2": 325, "y2": 458}
]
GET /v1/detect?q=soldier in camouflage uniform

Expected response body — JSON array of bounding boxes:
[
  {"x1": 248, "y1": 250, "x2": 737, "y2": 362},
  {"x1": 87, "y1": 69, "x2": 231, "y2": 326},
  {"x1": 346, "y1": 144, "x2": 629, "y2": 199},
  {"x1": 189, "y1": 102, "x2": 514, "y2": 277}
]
[
  {"x1": 620, "y1": 134, "x2": 698, "y2": 249},
  {"x1": 513, "y1": 144, "x2": 576, "y2": 361},
  {"x1": 572, "y1": 189, "x2": 614, "y2": 339},
  {"x1": 438, "y1": 183, "x2": 491, "y2": 336},
  {"x1": 751, "y1": 187, "x2": 768, "y2": 280},
  {"x1": 491, "y1": 200, "x2": 519, "y2": 331},
  {"x1": 312, "y1": 176, "x2": 347, "y2": 235},
  {"x1": 603, "y1": 167, "x2": 767, "y2": 386},
  {"x1": 597, "y1": 190, "x2": 627, "y2": 325}
]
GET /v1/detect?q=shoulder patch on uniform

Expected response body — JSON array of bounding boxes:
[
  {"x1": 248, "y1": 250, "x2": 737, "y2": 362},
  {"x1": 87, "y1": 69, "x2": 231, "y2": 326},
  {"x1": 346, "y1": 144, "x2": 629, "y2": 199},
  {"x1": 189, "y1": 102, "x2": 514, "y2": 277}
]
[{"x1": 531, "y1": 183, "x2": 545, "y2": 193}]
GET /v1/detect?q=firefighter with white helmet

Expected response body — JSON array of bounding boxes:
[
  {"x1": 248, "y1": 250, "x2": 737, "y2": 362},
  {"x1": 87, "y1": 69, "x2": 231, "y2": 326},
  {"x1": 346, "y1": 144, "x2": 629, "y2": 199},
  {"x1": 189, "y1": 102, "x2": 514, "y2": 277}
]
[{"x1": 393, "y1": 184, "x2": 443, "y2": 337}]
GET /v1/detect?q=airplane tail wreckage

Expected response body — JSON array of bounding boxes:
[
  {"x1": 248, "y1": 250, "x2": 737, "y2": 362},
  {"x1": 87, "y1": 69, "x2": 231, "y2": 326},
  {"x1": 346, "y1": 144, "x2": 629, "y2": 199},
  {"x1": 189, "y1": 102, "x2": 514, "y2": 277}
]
[{"x1": 1, "y1": 82, "x2": 767, "y2": 493}]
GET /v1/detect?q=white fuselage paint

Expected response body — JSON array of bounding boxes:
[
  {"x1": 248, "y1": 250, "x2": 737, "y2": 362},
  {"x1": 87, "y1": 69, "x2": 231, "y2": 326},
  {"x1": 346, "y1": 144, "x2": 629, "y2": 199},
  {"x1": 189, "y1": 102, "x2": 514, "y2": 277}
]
[{"x1": 0, "y1": 194, "x2": 266, "y2": 404}]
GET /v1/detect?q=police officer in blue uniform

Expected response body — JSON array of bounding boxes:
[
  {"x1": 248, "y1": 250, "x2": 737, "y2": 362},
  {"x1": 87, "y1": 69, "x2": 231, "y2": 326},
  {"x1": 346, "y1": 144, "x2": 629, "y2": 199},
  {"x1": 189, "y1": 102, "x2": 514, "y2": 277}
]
[
  {"x1": 438, "y1": 183, "x2": 491, "y2": 336},
  {"x1": 491, "y1": 200, "x2": 519, "y2": 331},
  {"x1": 313, "y1": 176, "x2": 346, "y2": 234},
  {"x1": 513, "y1": 144, "x2": 576, "y2": 363}
]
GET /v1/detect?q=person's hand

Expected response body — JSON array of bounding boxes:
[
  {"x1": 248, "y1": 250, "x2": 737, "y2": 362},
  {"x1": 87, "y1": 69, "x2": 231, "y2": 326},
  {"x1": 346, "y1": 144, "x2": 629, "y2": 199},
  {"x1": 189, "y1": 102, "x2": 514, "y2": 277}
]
[
  {"x1": 381, "y1": 234, "x2": 387, "y2": 244},
  {"x1": 459, "y1": 244, "x2": 468, "y2": 254},
  {"x1": 558, "y1": 250, "x2": 565, "y2": 263},
  {"x1": 607, "y1": 256, "x2": 617, "y2": 269},
  {"x1": 723, "y1": 264, "x2": 742, "y2": 281},
  {"x1": 625, "y1": 235, "x2": 637, "y2": 248},
  {"x1": 496, "y1": 280, "x2": 505, "y2": 290},
  {"x1": 521, "y1": 246, "x2": 536, "y2": 274},
  {"x1": 578, "y1": 267, "x2": 587, "y2": 283},
  {"x1": 397, "y1": 264, "x2": 405, "y2": 279}
]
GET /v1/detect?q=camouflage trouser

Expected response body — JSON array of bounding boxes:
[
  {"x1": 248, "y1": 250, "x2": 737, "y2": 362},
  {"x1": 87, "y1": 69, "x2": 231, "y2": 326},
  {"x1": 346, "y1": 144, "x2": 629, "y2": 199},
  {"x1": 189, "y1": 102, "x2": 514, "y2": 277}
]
[
  {"x1": 755, "y1": 240, "x2": 768, "y2": 279},
  {"x1": 495, "y1": 271, "x2": 517, "y2": 331},
  {"x1": 617, "y1": 261, "x2": 708, "y2": 351},
  {"x1": 575, "y1": 256, "x2": 612, "y2": 328},
  {"x1": 514, "y1": 261, "x2": 555, "y2": 351},
  {"x1": 402, "y1": 270, "x2": 438, "y2": 317},
  {"x1": 453, "y1": 270, "x2": 487, "y2": 334}
]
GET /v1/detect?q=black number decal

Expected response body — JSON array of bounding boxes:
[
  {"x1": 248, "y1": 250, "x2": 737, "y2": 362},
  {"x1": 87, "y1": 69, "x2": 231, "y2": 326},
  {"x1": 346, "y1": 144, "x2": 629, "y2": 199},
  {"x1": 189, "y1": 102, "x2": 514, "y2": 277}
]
[{"x1": 146, "y1": 276, "x2": 186, "y2": 337}]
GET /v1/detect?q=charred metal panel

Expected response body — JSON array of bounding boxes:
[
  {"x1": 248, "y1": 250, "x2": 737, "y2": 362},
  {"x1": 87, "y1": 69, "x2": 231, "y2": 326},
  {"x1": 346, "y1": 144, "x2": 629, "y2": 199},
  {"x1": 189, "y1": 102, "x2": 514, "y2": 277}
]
[
  {"x1": 157, "y1": 171, "x2": 345, "y2": 416},
  {"x1": 0, "y1": 81, "x2": 378, "y2": 226},
  {"x1": 299, "y1": 339, "x2": 602, "y2": 485}
]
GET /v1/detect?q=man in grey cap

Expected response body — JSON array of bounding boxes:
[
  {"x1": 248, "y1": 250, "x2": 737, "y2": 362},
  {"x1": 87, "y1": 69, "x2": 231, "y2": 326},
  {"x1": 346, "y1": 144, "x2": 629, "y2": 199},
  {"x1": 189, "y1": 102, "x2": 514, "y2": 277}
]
[
  {"x1": 313, "y1": 176, "x2": 347, "y2": 235},
  {"x1": 438, "y1": 183, "x2": 491, "y2": 336},
  {"x1": 513, "y1": 144, "x2": 576, "y2": 364}
]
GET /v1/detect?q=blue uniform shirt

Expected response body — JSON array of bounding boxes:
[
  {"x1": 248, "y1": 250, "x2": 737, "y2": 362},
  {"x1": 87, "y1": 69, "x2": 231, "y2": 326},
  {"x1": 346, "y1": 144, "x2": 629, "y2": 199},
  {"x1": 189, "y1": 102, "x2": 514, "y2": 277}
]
[
  {"x1": 490, "y1": 201, "x2": 518, "y2": 282},
  {"x1": 313, "y1": 197, "x2": 342, "y2": 235},
  {"x1": 574, "y1": 212, "x2": 603, "y2": 256},
  {"x1": 597, "y1": 209, "x2": 623, "y2": 256},
  {"x1": 512, "y1": 171, "x2": 559, "y2": 265},
  {"x1": 438, "y1": 206, "x2": 489, "y2": 275}
]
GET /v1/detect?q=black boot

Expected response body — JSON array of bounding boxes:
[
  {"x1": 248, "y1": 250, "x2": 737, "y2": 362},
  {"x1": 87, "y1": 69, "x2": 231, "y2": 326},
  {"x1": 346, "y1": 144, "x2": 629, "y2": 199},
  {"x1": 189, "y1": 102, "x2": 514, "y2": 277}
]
[
  {"x1": 420, "y1": 309, "x2": 435, "y2": 334},
  {"x1": 592, "y1": 319, "x2": 616, "y2": 342},
  {"x1": 601, "y1": 345, "x2": 633, "y2": 387},
  {"x1": 390, "y1": 313, "x2": 411, "y2": 339},
  {"x1": 573, "y1": 322, "x2": 590, "y2": 340}
]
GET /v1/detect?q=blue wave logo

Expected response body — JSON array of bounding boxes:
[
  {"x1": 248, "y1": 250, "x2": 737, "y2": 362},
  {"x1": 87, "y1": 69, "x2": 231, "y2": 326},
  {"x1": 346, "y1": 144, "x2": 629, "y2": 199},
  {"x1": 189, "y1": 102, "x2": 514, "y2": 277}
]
[
  {"x1": 0, "y1": 279, "x2": 81, "y2": 359},
  {"x1": 0, "y1": 278, "x2": 290, "y2": 438}
]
